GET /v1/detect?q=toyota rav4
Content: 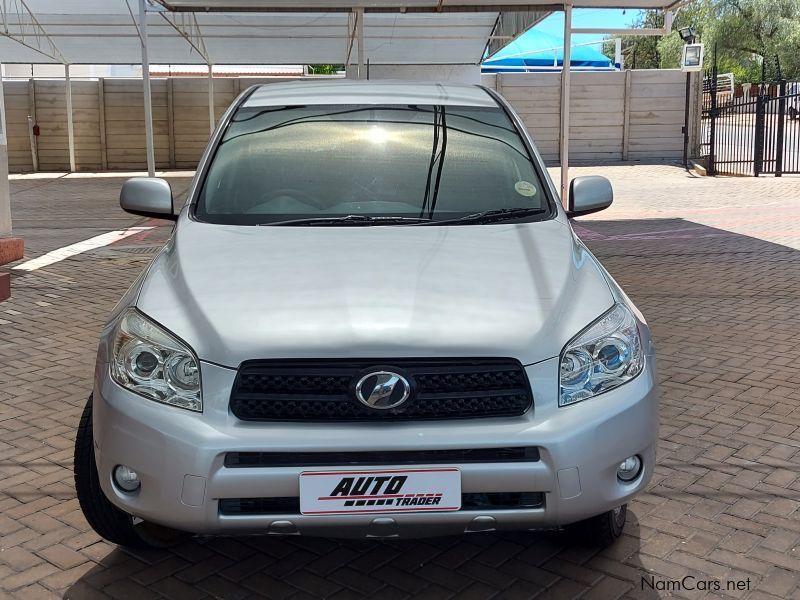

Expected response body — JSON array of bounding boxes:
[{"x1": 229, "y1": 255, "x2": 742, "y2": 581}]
[{"x1": 74, "y1": 80, "x2": 658, "y2": 548}]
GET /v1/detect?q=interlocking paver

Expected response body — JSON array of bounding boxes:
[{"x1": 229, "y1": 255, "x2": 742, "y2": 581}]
[{"x1": 1, "y1": 165, "x2": 799, "y2": 599}]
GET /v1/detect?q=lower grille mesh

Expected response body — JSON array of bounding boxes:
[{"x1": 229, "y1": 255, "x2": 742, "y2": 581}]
[{"x1": 219, "y1": 493, "x2": 545, "y2": 516}]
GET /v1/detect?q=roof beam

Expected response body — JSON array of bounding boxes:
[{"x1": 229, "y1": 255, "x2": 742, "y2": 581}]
[
  {"x1": 159, "y1": 12, "x2": 212, "y2": 62},
  {"x1": 0, "y1": 0, "x2": 66, "y2": 63},
  {"x1": 485, "y1": 9, "x2": 551, "y2": 59},
  {"x1": 153, "y1": 2, "x2": 567, "y2": 13},
  {"x1": 153, "y1": 1, "x2": 679, "y2": 11}
]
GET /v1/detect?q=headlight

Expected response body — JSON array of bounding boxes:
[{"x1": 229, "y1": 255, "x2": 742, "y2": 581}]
[
  {"x1": 110, "y1": 309, "x2": 202, "y2": 411},
  {"x1": 559, "y1": 303, "x2": 643, "y2": 407}
]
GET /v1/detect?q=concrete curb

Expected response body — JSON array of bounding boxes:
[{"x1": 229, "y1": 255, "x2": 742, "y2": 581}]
[{"x1": 0, "y1": 237, "x2": 24, "y2": 302}]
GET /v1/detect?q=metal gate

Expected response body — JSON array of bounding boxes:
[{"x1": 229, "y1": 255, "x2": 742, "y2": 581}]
[{"x1": 701, "y1": 60, "x2": 800, "y2": 176}]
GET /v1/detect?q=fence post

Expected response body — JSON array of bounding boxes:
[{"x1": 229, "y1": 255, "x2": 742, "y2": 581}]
[
  {"x1": 689, "y1": 72, "x2": 702, "y2": 158},
  {"x1": 27, "y1": 78, "x2": 38, "y2": 172},
  {"x1": 774, "y1": 79, "x2": 786, "y2": 177},
  {"x1": 65, "y1": 65, "x2": 76, "y2": 172},
  {"x1": 754, "y1": 91, "x2": 765, "y2": 177},
  {"x1": 708, "y1": 74, "x2": 717, "y2": 176}
]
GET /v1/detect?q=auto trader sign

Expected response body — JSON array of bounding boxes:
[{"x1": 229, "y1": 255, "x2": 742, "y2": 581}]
[{"x1": 299, "y1": 468, "x2": 462, "y2": 515}]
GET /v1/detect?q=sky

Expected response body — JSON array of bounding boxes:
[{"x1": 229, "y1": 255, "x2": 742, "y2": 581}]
[{"x1": 536, "y1": 8, "x2": 643, "y2": 49}]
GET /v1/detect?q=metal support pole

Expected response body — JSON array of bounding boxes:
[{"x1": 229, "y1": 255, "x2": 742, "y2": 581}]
[
  {"x1": 775, "y1": 78, "x2": 786, "y2": 177},
  {"x1": 139, "y1": 0, "x2": 155, "y2": 177},
  {"x1": 0, "y1": 65, "x2": 12, "y2": 238},
  {"x1": 559, "y1": 2, "x2": 572, "y2": 210},
  {"x1": 754, "y1": 91, "x2": 765, "y2": 177},
  {"x1": 708, "y1": 45, "x2": 717, "y2": 176},
  {"x1": 65, "y1": 64, "x2": 76, "y2": 172},
  {"x1": 614, "y1": 38, "x2": 622, "y2": 70},
  {"x1": 207, "y1": 64, "x2": 215, "y2": 135},
  {"x1": 682, "y1": 71, "x2": 691, "y2": 169},
  {"x1": 98, "y1": 78, "x2": 108, "y2": 170},
  {"x1": 356, "y1": 8, "x2": 365, "y2": 80}
]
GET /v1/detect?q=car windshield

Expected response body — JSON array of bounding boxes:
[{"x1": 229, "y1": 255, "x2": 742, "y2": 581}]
[{"x1": 196, "y1": 103, "x2": 551, "y2": 225}]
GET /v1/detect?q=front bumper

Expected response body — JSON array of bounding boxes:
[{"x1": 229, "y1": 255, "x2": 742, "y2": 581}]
[{"x1": 92, "y1": 354, "x2": 658, "y2": 538}]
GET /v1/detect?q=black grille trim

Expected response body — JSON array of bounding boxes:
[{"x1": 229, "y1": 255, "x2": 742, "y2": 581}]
[
  {"x1": 219, "y1": 493, "x2": 544, "y2": 516},
  {"x1": 220, "y1": 497, "x2": 299, "y2": 515},
  {"x1": 224, "y1": 447, "x2": 540, "y2": 468},
  {"x1": 229, "y1": 358, "x2": 532, "y2": 422}
]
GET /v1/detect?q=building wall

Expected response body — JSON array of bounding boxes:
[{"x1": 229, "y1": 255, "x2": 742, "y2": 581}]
[
  {"x1": 483, "y1": 69, "x2": 700, "y2": 163},
  {"x1": 3, "y1": 71, "x2": 699, "y2": 172}
]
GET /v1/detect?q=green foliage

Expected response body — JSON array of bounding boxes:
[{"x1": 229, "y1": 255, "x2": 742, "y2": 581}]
[
  {"x1": 608, "y1": 0, "x2": 800, "y2": 82},
  {"x1": 307, "y1": 65, "x2": 344, "y2": 75},
  {"x1": 708, "y1": 0, "x2": 800, "y2": 80},
  {"x1": 603, "y1": 10, "x2": 667, "y2": 70}
]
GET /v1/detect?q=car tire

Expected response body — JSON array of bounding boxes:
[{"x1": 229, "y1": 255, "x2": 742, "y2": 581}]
[
  {"x1": 568, "y1": 504, "x2": 627, "y2": 547},
  {"x1": 74, "y1": 395, "x2": 189, "y2": 549}
]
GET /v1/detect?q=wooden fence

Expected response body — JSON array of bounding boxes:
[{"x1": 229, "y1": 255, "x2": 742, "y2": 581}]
[
  {"x1": 483, "y1": 69, "x2": 700, "y2": 162},
  {"x1": 4, "y1": 70, "x2": 699, "y2": 172},
  {"x1": 5, "y1": 77, "x2": 289, "y2": 172}
]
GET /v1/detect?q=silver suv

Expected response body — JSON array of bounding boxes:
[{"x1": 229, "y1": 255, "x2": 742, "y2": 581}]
[{"x1": 74, "y1": 80, "x2": 658, "y2": 549}]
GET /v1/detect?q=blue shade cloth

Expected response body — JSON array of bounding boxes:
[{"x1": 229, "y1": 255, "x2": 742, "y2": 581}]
[{"x1": 483, "y1": 29, "x2": 613, "y2": 72}]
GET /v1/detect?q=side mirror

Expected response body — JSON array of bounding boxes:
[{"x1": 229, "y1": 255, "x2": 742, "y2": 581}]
[
  {"x1": 120, "y1": 178, "x2": 176, "y2": 221},
  {"x1": 567, "y1": 176, "x2": 613, "y2": 218}
]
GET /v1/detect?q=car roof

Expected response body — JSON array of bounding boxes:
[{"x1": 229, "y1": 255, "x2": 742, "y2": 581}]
[{"x1": 242, "y1": 79, "x2": 498, "y2": 109}]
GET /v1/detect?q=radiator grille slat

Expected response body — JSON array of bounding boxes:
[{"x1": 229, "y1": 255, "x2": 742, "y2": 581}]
[
  {"x1": 224, "y1": 446, "x2": 541, "y2": 468},
  {"x1": 229, "y1": 358, "x2": 532, "y2": 422}
]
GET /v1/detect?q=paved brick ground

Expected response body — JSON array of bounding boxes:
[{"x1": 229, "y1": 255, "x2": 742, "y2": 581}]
[{"x1": 1, "y1": 164, "x2": 798, "y2": 600}]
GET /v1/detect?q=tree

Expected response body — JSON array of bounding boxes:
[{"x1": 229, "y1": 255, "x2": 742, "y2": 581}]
[
  {"x1": 608, "y1": 0, "x2": 800, "y2": 82},
  {"x1": 605, "y1": 11, "x2": 664, "y2": 70},
  {"x1": 708, "y1": 0, "x2": 800, "y2": 80}
]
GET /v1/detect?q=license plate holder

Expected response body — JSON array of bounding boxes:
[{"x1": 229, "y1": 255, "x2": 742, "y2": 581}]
[{"x1": 299, "y1": 467, "x2": 461, "y2": 515}]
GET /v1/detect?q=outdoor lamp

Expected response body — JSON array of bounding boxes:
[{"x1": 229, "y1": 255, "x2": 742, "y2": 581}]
[{"x1": 679, "y1": 27, "x2": 697, "y2": 44}]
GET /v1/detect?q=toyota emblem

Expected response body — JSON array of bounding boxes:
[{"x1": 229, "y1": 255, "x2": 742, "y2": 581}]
[{"x1": 355, "y1": 371, "x2": 411, "y2": 410}]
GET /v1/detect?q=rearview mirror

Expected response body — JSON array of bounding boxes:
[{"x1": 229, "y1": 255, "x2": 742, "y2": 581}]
[
  {"x1": 120, "y1": 178, "x2": 176, "y2": 221},
  {"x1": 567, "y1": 176, "x2": 613, "y2": 218}
]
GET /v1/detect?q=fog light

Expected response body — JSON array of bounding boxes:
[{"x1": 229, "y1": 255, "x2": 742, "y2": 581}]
[
  {"x1": 113, "y1": 465, "x2": 141, "y2": 492},
  {"x1": 616, "y1": 455, "x2": 642, "y2": 482}
]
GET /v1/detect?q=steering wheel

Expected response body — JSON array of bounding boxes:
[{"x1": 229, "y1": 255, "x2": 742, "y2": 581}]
[{"x1": 267, "y1": 188, "x2": 327, "y2": 209}]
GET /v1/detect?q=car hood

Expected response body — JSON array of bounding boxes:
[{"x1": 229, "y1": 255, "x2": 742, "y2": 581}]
[{"x1": 136, "y1": 219, "x2": 614, "y2": 367}]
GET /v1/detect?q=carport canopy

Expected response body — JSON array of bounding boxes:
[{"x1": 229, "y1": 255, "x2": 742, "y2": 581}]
[
  {"x1": 1, "y1": 1, "x2": 686, "y2": 66},
  {"x1": 0, "y1": 0, "x2": 689, "y2": 240}
]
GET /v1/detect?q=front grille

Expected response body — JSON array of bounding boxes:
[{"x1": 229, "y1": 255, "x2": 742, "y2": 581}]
[
  {"x1": 225, "y1": 447, "x2": 540, "y2": 468},
  {"x1": 219, "y1": 492, "x2": 544, "y2": 516},
  {"x1": 229, "y1": 359, "x2": 532, "y2": 421}
]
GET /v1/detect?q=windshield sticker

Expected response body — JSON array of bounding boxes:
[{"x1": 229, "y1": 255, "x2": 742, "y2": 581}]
[{"x1": 515, "y1": 181, "x2": 537, "y2": 197}]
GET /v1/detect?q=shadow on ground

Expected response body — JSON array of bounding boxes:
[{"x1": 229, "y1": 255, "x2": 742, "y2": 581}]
[{"x1": 65, "y1": 513, "x2": 658, "y2": 599}]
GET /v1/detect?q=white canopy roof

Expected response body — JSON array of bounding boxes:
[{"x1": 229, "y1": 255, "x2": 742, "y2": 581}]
[
  {"x1": 0, "y1": 0, "x2": 683, "y2": 66},
  {"x1": 157, "y1": 1, "x2": 683, "y2": 10}
]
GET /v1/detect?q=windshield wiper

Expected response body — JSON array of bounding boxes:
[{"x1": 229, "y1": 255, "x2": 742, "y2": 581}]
[
  {"x1": 421, "y1": 207, "x2": 548, "y2": 226},
  {"x1": 259, "y1": 215, "x2": 432, "y2": 226}
]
